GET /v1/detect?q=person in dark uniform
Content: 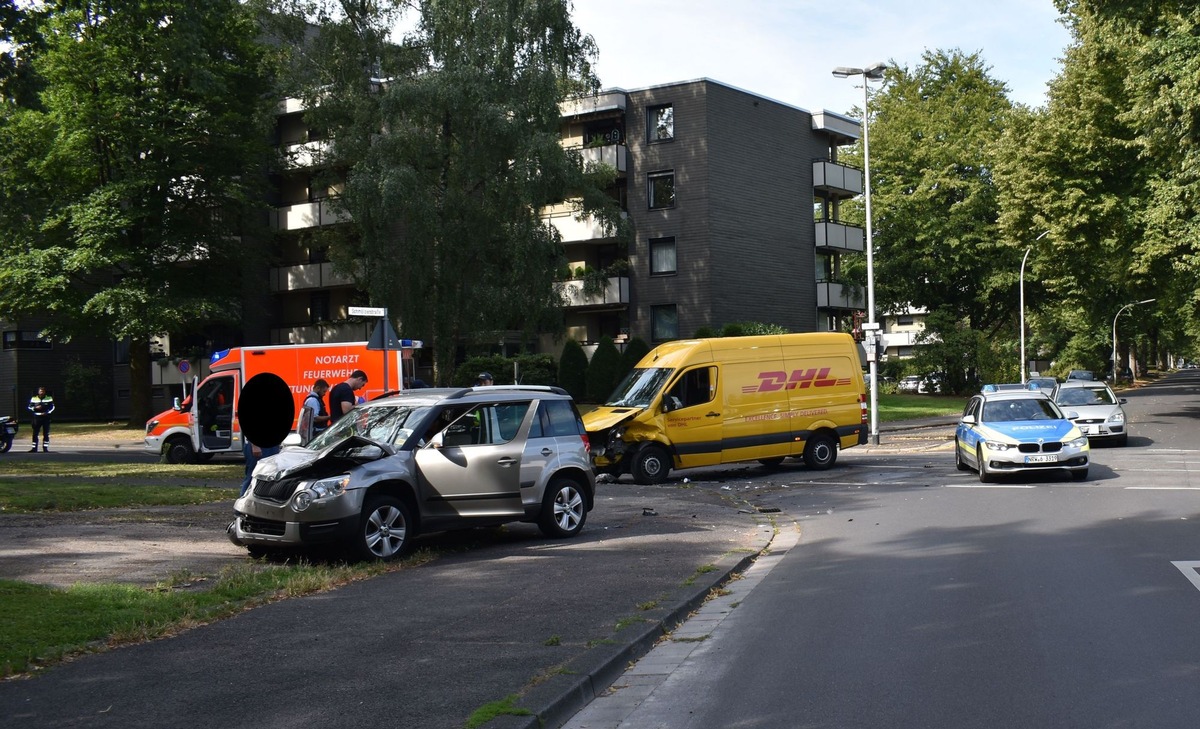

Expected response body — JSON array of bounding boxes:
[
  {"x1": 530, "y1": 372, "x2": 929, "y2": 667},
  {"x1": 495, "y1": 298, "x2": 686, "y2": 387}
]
[
  {"x1": 328, "y1": 370, "x2": 368, "y2": 424},
  {"x1": 27, "y1": 386, "x2": 55, "y2": 452},
  {"x1": 303, "y1": 379, "x2": 331, "y2": 435}
]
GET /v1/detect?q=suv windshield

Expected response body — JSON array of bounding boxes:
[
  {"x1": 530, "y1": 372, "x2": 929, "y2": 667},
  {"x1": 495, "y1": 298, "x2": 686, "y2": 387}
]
[
  {"x1": 308, "y1": 404, "x2": 430, "y2": 450},
  {"x1": 606, "y1": 368, "x2": 675, "y2": 408}
]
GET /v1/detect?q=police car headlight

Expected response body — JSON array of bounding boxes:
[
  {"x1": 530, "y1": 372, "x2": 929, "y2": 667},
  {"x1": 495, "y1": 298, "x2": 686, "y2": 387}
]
[
  {"x1": 1066, "y1": 436, "x2": 1089, "y2": 448},
  {"x1": 1107, "y1": 411, "x2": 1125, "y2": 424},
  {"x1": 984, "y1": 440, "x2": 1014, "y2": 451},
  {"x1": 291, "y1": 475, "x2": 350, "y2": 512}
]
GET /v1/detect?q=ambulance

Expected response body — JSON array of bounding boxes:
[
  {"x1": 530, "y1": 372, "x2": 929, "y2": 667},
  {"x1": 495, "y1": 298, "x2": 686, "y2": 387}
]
[
  {"x1": 583, "y1": 333, "x2": 868, "y2": 484},
  {"x1": 144, "y1": 341, "x2": 415, "y2": 463}
]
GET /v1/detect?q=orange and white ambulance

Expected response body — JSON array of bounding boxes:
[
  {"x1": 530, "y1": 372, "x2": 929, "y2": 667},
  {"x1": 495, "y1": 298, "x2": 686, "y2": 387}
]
[
  {"x1": 144, "y1": 342, "x2": 414, "y2": 463},
  {"x1": 583, "y1": 333, "x2": 867, "y2": 484}
]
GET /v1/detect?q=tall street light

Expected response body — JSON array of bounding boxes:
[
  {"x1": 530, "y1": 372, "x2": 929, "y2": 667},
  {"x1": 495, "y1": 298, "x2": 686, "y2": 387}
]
[
  {"x1": 834, "y1": 62, "x2": 886, "y2": 445},
  {"x1": 1019, "y1": 230, "x2": 1049, "y2": 384},
  {"x1": 1112, "y1": 298, "x2": 1155, "y2": 381}
]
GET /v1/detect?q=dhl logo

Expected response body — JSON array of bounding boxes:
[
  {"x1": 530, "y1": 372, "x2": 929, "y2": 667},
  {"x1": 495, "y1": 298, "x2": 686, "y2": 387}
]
[{"x1": 742, "y1": 368, "x2": 852, "y2": 393}]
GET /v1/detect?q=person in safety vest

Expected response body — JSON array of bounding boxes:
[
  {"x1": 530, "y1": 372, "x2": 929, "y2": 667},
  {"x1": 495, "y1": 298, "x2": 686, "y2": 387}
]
[
  {"x1": 303, "y1": 379, "x2": 331, "y2": 436},
  {"x1": 27, "y1": 386, "x2": 55, "y2": 452}
]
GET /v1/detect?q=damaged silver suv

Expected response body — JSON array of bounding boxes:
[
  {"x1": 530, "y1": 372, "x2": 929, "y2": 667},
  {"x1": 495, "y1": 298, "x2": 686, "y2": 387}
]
[{"x1": 230, "y1": 386, "x2": 595, "y2": 561}]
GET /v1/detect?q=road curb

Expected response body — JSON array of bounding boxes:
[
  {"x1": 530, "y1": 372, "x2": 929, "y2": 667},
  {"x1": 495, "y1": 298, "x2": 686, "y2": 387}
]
[{"x1": 483, "y1": 510, "x2": 777, "y2": 729}]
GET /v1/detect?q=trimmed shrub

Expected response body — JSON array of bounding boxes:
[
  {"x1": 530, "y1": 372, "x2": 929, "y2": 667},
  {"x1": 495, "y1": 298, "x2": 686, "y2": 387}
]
[
  {"x1": 557, "y1": 340, "x2": 589, "y2": 400},
  {"x1": 586, "y1": 336, "x2": 622, "y2": 403},
  {"x1": 619, "y1": 337, "x2": 651, "y2": 381}
]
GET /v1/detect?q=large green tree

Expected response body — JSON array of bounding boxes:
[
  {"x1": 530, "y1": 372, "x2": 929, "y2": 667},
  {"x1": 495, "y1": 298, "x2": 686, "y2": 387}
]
[
  {"x1": 0, "y1": 1, "x2": 275, "y2": 423},
  {"x1": 264, "y1": 0, "x2": 624, "y2": 382},
  {"x1": 850, "y1": 50, "x2": 1014, "y2": 392}
]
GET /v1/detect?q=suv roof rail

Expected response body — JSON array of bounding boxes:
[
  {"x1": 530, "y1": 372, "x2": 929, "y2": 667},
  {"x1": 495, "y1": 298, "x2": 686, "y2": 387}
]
[{"x1": 470, "y1": 384, "x2": 569, "y2": 396}]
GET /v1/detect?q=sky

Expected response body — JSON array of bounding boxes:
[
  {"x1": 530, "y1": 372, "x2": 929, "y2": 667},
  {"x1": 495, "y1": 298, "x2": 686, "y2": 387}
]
[{"x1": 570, "y1": 0, "x2": 1073, "y2": 115}]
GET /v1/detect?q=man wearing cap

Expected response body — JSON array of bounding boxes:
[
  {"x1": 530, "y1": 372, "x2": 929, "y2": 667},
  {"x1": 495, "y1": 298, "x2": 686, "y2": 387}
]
[
  {"x1": 329, "y1": 370, "x2": 368, "y2": 423},
  {"x1": 477, "y1": 372, "x2": 494, "y2": 386}
]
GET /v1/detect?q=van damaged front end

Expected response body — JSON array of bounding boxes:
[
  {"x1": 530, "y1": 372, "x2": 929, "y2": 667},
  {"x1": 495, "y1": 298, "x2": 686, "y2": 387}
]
[{"x1": 583, "y1": 408, "x2": 642, "y2": 474}]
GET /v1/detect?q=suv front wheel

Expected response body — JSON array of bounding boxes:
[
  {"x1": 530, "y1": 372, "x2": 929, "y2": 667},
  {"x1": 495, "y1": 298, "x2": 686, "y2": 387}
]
[
  {"x1": 538, "y1": 477, "x2": 588, "y2": 538},
  {"x1": 355, "y1": 495, "x2": 413, "y2": 562}
]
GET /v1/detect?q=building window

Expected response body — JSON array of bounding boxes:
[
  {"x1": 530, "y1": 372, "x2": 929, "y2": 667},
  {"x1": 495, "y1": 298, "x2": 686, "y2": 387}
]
[
  {"x1": 584, "y1": 119, "x2": 624, "y2": 146},
  {"x1": 649, "y1": 237, "x2": 676, "y2": 276},
  {"x1": 310, "y1": 291, "x2": 331, "y2": 323},
  {"x1": 897, "y1": 315, "x2": 915, "y2": 326},
  {"x1": 648, "y1": 104, "x2": 674, "y2": 142},
  {"x1": 651, "y1": 304, "x2": 678, "y2": 341},
  {"x1": 648, "y1": 171, "x2": 675, "y2": 210},
  {"x1": 2, "y1": 330, "x2": 52, "y2": 350}
]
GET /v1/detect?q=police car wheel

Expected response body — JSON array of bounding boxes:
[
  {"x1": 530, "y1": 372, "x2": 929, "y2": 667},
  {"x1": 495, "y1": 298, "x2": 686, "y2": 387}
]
[
  {"x1": 976, "y1": 446, "x2": 993, "y2": 483},
  {"x1": 955, "y1": 444, "x2": 969, "y2": 471},
  {"x1": 632, "y1": 445, "x2": 670, "y2": 485}
]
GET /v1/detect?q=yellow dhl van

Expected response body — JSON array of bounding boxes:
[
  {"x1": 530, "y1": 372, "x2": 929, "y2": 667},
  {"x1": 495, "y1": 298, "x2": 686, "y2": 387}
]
[{"x1": 583, "y1": 333, "x2": 868, "y2": 484}]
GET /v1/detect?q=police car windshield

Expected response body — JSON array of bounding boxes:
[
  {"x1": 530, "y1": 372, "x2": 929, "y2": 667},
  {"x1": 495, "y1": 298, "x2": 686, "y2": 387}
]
[
  {"x1": 308, "y1": 404, "x2": 430, "y2": 450},
  {"x1": 981, "y1": 398, "x2": 1062, "y2": 423},
  {"x1": 606, "y1": 368, "x2": 675, "y2": 408}
]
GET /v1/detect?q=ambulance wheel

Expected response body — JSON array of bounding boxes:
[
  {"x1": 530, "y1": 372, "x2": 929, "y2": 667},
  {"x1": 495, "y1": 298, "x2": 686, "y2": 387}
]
[
  {"x1": 802, "y1": 433, "x2": 837, "y2": 470},
  {"x1": 0, "y1": 438, "x2": 10, "y2": 454},
  {"x1": 632, "y1": 445, "x2": 671, "y2": 485},
  {"x1": 163, "y1": 437, "x2": 195, "y2": 464}
]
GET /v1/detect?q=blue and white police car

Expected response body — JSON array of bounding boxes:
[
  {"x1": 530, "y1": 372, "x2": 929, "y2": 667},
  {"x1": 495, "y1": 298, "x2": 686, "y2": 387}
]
[{"x1": 955, "y1": 384, "x2": 1090, "y2": 482}]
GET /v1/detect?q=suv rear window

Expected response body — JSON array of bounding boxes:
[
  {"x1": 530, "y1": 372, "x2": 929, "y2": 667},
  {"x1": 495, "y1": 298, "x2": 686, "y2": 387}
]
[{"x1": 532, "y1": 399, "x2": 583, "y2": 438}]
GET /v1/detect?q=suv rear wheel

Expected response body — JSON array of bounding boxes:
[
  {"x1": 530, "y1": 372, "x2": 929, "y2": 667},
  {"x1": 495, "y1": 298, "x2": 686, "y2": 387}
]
[
  {"x1": 354, "y1": 495, "x2": 412, "y2": 562},
  {"x1": 538, "y1": 477, "x2": 587, "y2": 538}
]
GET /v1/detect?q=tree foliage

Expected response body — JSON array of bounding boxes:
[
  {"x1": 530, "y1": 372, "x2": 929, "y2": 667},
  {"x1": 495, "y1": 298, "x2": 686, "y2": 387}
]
[
  {"x1": 557, "y1": 338, "x2": 588, "y2": 401},
  {"x1": 585, "y1": 335, "x2": 621, "y2": 403},
  {"x1": 263, "y1": 0, "x2": 624, "y2": 382},
  {"x1": 0, "y1": 0, "x2": 275, "y2": 423}
]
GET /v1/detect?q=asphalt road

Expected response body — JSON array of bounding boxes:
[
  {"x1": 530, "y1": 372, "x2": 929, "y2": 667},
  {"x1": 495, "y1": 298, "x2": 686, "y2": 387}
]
[{"x1": 563, "y1": 370, "x2": 1200, "y2": 729}]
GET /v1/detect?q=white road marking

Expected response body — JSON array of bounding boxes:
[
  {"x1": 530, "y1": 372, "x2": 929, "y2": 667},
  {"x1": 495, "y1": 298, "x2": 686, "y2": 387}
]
[
  {"x1": 945, "y1": 484, "x2": 1036, "y2": 489},
  {"x1": 1172, "y1": 562, "x2": 1200, "y2": 594},
  {"x1": 1125, "y1": 486, "x2": 1200, "y2": 491}
]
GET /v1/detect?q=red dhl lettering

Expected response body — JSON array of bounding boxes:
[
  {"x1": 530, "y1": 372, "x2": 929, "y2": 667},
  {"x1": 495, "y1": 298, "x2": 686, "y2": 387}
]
[{"x1": 752, "y1": 368, "x2": 840, "y2": 392}]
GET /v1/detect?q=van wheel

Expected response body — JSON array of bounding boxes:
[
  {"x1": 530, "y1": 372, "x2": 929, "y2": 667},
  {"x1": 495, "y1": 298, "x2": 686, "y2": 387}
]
[
  {"x1": 163, "y1": 437, "x2": 195, "y2": 464},
  {"x1": 758, "y1": 457, "x2": 785, "y2": 469},
  {"x1": 802, "y1": 433, "x2": 838, "y2": 470},
  {"x1": 632, "y1": 445, "x2": 671, "y2": 485},
  {"x1": 354, "y1": 495, "x2": 412, "y2": 562},
  {"x1": 538, "y1": 477, "x2": 587, "y2": 538}
]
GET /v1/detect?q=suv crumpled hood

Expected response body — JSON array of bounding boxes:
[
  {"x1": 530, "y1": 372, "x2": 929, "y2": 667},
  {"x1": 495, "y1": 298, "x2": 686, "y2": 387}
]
[
  {"x1": 255, "y1": 436, "x2": 394, "y2": 481},
  {"x1": 582, "y1": 407, "x2": 640, "y2": 434}
]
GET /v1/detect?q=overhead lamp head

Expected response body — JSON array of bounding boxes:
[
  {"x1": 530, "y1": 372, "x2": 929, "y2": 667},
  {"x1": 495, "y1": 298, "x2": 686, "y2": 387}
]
[
  {"x1": 863, "y1": 62, "x2": 888, "y2": 80},
  {"x1": 832, "y1": 66, "x2": 859, "y2": 78}
]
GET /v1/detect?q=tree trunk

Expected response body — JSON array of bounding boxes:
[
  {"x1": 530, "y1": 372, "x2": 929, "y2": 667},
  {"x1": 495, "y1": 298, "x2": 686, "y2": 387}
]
[{"x1": 128, "y1": 338, "x2": 153, "y2": 426}]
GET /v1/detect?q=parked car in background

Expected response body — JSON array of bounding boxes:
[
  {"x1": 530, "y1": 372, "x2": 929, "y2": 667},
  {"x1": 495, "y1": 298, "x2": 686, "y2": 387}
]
[
  {"x1": 1027, "y1": 376, "x2": 1059, "y2": 392},
  {"x1": 1052, "y1": 380, "x2": 1128, "y2": 446},
  {"x1": 898, "y1": 375, "x2": 922, "y2": 393},
  {"x1": 955, "y1": 385, "x2": 1090, "y2": 482},
  {"x1": 230, "y1": 386, "x2": 595, "y2": 561},
  {"x1": 917, "y1": 372, "x2": 947, "y2": 394},
  {"x1": 1066, "y1": 370, "x2": 1095, "y2": 381}
]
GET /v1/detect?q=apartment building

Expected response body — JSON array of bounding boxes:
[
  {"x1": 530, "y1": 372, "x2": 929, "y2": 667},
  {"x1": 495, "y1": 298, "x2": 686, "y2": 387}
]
[{"x1": 544, "y1": 79, "x2": 866, "y2": 356}]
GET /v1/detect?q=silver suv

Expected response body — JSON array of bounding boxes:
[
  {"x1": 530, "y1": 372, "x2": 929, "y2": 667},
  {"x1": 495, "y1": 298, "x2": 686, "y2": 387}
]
[{"x1": 230, "y1": 386, "x2": 595, "y2": 561}]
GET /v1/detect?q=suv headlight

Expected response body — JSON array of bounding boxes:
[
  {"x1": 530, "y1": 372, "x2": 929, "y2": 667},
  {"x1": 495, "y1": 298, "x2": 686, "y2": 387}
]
[
  {"x1": 983, "y1": 440, "x2": 1014, "y2": 451},
  {"x1": 291, "y1": 475, "x2": 350, "y2": 512}
]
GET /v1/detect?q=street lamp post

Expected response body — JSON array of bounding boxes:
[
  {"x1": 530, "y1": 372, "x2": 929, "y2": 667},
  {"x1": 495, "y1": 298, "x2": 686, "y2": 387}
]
[
  {"x1": 1111, "y1": 298, "x2": 1155, "y2": 382},
  {"x1": 1019, "y1": 230, "x2": 1049, "y2": 384},
  {"x1": 834, "y1": 62, "x2": 886, "y2": 445}
]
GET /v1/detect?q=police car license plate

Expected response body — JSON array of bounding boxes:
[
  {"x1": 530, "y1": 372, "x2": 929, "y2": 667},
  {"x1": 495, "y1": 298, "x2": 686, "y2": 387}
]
[{"x1": 1026, "y1": 454, "x2": 1057, "y2": 464}]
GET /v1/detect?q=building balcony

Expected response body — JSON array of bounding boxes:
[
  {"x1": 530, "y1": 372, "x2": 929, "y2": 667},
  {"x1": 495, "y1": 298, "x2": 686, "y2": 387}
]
[
  {"x1": 269, "y1": 262, "x2": 356, "y2": 293},
  {"x1": 560, "y1": 277, "x2": 630, "y2": 310},
  {"x1": 815, "y1": 221, "x2": 865, "y2": 253},
  {"x1": 560, "y1": 91, "x2": 627, "y2": 119},
  {"x1": 282, "y1": 140, "x2": 330, "y2": 169},
  {"x1": 271, "y1": 200, "x2": 350, "y2": 231},
  {"x1": 811, "y1": 110, "x2": 860, "y2": 146},
  {"x1": 813, "y1": 161, "x2": 863, "y2": 197},
  {"x1": 882, "y1": 330, "x2": 919, "y2": 349},
  {"x1": 579, "y1": 143, "x2": 628, "y2": 175},
  {"x1": 816, "y1": 281, "x2": 865, "y2": 310},
  {"x1": 544, "y1": 206, "x2": 625, "y2": 244},
  {"x1": 270, "y1": 321, "x2": 371, "y2": 345}
]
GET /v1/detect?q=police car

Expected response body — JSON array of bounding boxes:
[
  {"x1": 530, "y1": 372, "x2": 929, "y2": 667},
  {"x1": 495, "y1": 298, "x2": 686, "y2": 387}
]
[{"x1": 955, "y1": 384, "x2": 1090, "y2": 482}]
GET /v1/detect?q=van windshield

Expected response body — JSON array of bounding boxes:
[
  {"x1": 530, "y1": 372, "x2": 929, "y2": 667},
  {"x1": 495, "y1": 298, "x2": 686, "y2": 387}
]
[{"x1": 606, "y1": 368, "x2": 674, "y2": 408}]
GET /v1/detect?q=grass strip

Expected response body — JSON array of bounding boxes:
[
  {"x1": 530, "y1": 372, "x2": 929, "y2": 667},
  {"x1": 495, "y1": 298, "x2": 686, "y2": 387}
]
[
  {"x1": 0, "y1": 461, "x2": 242, "y2": 480},
  {"x1": 0, "y1": 481, "x2": 237, "y2": 512},
  {"x1": 0, "y1": 554, "x2": 432, "y2": 678}
]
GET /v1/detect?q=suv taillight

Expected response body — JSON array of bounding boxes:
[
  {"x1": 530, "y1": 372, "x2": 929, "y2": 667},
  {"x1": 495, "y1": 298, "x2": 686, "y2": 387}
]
[{"x1": 580, "y1": 433, "x2": 591, "y2": 454}]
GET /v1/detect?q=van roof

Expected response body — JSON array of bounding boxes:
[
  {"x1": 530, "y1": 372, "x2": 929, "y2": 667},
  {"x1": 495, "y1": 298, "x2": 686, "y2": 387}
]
[{"x1": 638, "y1": 333, "x2": 858, "y2": 369}]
